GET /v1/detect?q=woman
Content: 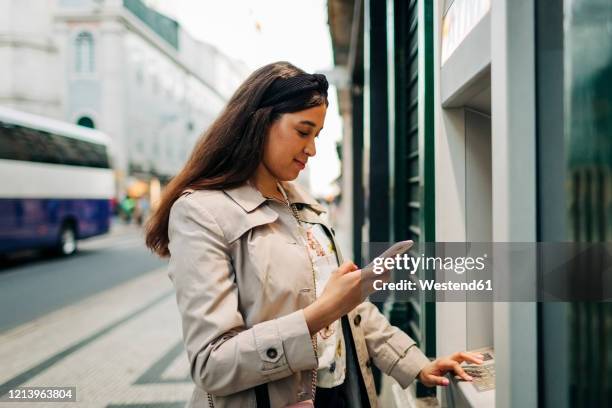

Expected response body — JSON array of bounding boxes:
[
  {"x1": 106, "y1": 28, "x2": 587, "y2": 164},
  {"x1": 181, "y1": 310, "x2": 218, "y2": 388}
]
[{"x1": 145, "y1": 62, "x2": 482, "y2": 407}]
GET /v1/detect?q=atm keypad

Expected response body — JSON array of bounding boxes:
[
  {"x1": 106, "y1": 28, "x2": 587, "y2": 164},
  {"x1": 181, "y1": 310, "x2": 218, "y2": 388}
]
[{"x1": 463, "y1": 364, "x2": 495, "y2": 392}]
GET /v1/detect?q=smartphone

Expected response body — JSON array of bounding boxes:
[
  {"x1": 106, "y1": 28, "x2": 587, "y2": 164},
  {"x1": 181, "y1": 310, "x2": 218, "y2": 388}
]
[{"x1": 361, "y1": 240, "x2": 414, "y2": 275}]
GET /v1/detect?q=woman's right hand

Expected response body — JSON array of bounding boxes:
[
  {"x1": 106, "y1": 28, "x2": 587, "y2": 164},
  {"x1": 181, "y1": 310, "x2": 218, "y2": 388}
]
[{"x1": 304, "y1": 260, "x2": 383, "y2": 335}]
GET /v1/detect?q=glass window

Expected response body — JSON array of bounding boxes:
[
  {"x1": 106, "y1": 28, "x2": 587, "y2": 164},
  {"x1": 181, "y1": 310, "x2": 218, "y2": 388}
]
[
  {"x1": 75, "y1": 31, "x2": 95, "y2": 73},
  {"x1": 77, "y1": 116, "x2": 95, "y2": 129},
  {"x1": 0, "y1": 121, "x2": 109, "y2": 169},
  {"x1": 136, "y1": 66, "x2": 144, "y2": 84}
]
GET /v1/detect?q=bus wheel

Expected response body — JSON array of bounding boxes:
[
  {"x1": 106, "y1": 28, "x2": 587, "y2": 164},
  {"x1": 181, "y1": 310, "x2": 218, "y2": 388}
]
[{"x1": 57, "y1": 224, "x2": 77, "y2": 256}]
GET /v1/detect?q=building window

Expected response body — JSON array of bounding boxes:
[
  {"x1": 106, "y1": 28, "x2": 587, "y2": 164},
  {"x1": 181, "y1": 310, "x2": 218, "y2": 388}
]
[
  {"x1": 135, "y1": 138, "x2": 144, "y2": 154},
  {"x1": 77, "y1": 116, "x2": 95, "y2": 129},
  {"x1": 136, "y1": 66, "x2": 144, "y2": 84},
  {"x1": 151, "y1": 75, "x2": 159, "y2": 94},
  {"x1": 75, "y1": 32, "x2": 95, "y2": 73}
]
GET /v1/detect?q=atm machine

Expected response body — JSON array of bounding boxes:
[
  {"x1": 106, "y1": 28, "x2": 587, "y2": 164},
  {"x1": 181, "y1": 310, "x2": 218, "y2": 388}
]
[{"x1": 436, "y1": 0, "x2": 496, "y2": 406}]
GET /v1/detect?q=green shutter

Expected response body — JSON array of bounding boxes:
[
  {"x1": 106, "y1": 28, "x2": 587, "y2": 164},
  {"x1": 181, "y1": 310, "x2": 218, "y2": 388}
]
[{"x1": 391, "y1": 0, "x2": 436, "y2": 367}]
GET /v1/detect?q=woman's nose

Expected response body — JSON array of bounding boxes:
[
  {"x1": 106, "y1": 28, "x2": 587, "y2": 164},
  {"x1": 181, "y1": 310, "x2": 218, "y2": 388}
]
[{"x1": 304, "y1": 138, "x2": 316, "y2": 156}]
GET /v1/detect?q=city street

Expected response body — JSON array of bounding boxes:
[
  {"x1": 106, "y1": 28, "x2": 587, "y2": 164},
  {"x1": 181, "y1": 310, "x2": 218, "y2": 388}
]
[
  {"x1": 0, "y1": 0, "x2": 609, "y2": 406},
  {"x1": 0, "y1": 224, "x2": 193, "y2": 407}
]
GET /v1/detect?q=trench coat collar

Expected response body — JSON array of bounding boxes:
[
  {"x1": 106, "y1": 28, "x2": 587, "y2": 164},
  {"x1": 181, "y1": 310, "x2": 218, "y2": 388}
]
[{"x1": 223, "y1": 180, "x2": 327, "y2": 215}]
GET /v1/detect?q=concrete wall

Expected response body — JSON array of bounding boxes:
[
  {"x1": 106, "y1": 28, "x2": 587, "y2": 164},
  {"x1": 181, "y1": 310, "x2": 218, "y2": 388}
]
[{"x1": 0, "y1": 0, "x2": 62, "y2": 117}]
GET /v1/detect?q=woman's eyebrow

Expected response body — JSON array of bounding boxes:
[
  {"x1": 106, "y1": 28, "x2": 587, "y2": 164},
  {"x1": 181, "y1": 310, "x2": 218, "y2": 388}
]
[{"x1": 298, "y1": 120, "x2": 316, "y2": 127}]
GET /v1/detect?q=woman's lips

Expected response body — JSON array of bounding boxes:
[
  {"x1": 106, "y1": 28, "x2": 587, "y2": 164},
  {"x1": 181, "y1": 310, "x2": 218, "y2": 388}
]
[{"x1": 293, "y1": 159, "x2": 306, "y2": 170}]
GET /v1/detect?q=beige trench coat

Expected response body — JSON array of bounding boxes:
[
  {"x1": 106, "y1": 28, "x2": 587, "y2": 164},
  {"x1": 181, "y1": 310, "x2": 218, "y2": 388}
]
[{"x1": 167, "y1": 180, "x2": 430, "y2": 407}]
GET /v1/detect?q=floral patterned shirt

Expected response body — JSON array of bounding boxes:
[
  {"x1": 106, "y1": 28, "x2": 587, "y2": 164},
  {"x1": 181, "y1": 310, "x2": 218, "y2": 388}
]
[{"x1": 301, "y1": 221, "x2": 346, "y2": 388}]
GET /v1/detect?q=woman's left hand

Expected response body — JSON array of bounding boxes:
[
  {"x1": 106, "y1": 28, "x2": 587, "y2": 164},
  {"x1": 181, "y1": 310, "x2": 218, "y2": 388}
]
[{"x1": 417, "y1": 352, "x2": 484, "y2": 387}]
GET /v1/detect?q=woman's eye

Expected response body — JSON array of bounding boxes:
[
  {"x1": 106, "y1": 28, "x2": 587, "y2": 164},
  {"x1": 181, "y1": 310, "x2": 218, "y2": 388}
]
[{"x1": 297, "y1": 130, "x2": 309, "y2": 137}]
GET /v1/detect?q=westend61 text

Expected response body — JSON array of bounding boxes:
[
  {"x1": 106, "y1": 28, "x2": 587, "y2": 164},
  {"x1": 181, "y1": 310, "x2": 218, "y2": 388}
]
[{"x1": 373, "y1": 279, "x2": 493, "y2": 292}]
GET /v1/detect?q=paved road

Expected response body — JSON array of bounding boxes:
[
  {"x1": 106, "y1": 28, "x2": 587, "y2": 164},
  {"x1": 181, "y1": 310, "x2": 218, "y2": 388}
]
[{"x1": 0, "y1": 225, "x2": 167, "y2": 332}]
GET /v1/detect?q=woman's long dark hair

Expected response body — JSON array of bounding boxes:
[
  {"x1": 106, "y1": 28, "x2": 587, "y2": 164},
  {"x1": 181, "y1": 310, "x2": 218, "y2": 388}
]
[{"x1": 145, "y1": 61, "x2": 328, "y2": 257}]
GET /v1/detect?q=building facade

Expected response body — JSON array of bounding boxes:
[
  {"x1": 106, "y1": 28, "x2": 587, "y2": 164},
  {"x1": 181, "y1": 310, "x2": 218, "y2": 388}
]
[
  {"x1": 0, "y1": 0, "x2": 248, "y2": 193},
  {"x1": 328, "y1": 0, "x2": 611, "y2": 407}
]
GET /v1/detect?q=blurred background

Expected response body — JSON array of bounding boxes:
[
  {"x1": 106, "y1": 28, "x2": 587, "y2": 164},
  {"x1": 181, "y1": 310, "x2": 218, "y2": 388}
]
[{"x1": 1, "y1": 0, "x2": 611, "y2": 407}]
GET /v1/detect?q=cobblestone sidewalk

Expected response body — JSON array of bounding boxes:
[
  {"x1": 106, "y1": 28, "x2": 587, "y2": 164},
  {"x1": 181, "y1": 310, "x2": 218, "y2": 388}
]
[{"x1": 0, "y1": 268, "x2": 193, "y2": 408}]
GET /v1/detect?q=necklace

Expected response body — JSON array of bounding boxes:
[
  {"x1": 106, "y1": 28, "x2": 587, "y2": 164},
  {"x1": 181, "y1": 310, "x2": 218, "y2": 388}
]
[{"x1": 276, "y1": 182, "x2": 319, "y2": 403}]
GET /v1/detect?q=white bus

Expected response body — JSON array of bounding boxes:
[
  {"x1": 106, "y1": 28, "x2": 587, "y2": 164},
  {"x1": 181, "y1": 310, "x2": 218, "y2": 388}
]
[{"x1": 0, "y1": 106, "x2": 115, "y2": 256}]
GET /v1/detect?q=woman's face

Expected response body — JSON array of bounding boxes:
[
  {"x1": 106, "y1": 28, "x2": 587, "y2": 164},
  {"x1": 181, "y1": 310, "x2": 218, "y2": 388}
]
[{"x1": 262, "y1": 104, "x2": 327, "y2": 181}]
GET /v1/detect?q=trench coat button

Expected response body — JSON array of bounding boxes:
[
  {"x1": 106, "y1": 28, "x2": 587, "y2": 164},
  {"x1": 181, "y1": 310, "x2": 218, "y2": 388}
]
[
  {"x1": 353, "y1": 314, "x2": 362, "y2": 326},
  {"x1": 266, "y1": 348, "x2": 278, "y2": 359}
]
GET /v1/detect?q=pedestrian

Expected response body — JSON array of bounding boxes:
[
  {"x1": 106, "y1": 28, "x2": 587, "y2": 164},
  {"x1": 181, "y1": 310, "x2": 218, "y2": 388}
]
[
  {"x1": 145, "y1": 62, "x2": 482, "y2": 407},
  {"x1": 119, "y1": 196, "x2": 135, "y2": 224},
  {"x1": 135, "y1": 195, "x2": 150, "y2": 226}
]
